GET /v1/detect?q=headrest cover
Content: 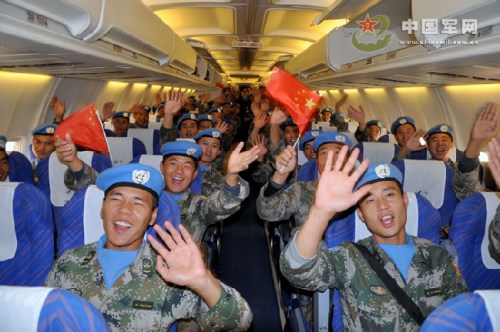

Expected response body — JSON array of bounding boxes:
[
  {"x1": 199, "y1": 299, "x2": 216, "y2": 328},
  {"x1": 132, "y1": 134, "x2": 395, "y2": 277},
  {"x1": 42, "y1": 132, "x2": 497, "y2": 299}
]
[
  {"x1": 355, "y1": 162, "x2": 403, "y2": 191},
  {"x1": 160, "y1": 140, "x2": 202, "y2": 160},
  {"x1": 313, "y1": 132, "x2": 352, "y2": 152},
  {"x1": 31, "y1": 124, "x2": 57, "y2": 136},
  {"x1": 299, "y1": 129, "x2": 322, "y2": 151},
  {"x1": 426, "y1": 124, "x2": 454, "y2": 141},
  {"x1": 194, "y1": 128, "x2": 222, "y2": 141},
  {"x1": 96, "y1": 163, "x2": 164, "y2": 200},
  {"x1": 390, "y1": 116, "x2": 416, "y2": 134}
]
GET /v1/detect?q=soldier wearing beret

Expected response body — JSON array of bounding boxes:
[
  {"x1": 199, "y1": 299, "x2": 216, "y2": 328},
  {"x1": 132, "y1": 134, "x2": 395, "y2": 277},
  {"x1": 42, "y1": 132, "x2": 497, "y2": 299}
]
[
  {"x1": 46, "y1": 163, "x2": 253, "y2": 331},
  {"x1": 280, "y1": 148, "x2": 468, "y2": 331}
]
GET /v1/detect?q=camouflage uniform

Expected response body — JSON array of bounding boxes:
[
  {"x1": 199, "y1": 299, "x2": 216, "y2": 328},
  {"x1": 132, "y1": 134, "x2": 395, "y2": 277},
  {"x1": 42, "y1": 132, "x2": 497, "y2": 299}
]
[
  {"x1": 256, "y1": 180, "x2": 317, "y2": 228},
  {"x1": 280, "y1": 235, "x2": 469, "y2": 331},
  {"x1": 354, "y1": 127, "x2": 376, "y2": 143},
  {"x1": 489, "y1": 204, "x2": 500, "y2": 264},
  {"x1": 201, "y1": 165, "x2": 226, "y2": 197},
  {"x1": 159, "y1": 126, "x2": 177, "y2": 145},
  {"x1": 450, "y1": 160, "x2": 482, "y2": 201},
  {"x1": 46, "y1": 241, "x2": 253, "y2": 331},
  {"x1": 64, "y1": 162, "x2": 98, "y2": 191},
  {"x1": 177, "y1": 179, "x2": 249, "y2": 244}
]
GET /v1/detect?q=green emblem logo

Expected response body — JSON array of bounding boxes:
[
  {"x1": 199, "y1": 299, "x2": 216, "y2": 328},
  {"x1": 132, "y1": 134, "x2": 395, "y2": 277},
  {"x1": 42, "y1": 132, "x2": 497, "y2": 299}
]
[{"x1": 352, "y1": 13, "x2": 392, "y2": 52}]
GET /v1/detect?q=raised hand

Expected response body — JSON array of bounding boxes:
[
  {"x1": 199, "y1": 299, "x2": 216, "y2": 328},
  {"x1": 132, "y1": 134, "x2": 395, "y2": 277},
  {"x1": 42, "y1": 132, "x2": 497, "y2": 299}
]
[
  {"x1": 250, "y1": 134, "x2": 268, "y2": 162},
  {"x1": 101, "y1": 101, "x2": 115, "y2": 121},
  {"x1": 347, "y1": 105, "x2": 366, "y2": 124},
  {"x1": 405, "y1": 129, "x2": 427, "y2": 152},
  {"x1": 487, "y1": 138, "x2": 500, "y2": 187},
  {"x1": 314, "y1": 146, "x2": 371, "y2": 216},
  {"x1": 54, "y1": 133, "x2": 82, "y2": 172},
  {"x1": 253, "y1": 112, "x2": 267, "y2": 130},
  {"x1": 127, "y1": 102, "x2": 145, "y2": 114},
  {"x1": 471, "y1": 103, "x2": 500, "y2": 142},
  {"x1": 164, "y1": 90, "x2": 184, "y2": 116},
  {"x1": 215, "y1": 121, "x2": 229, "y2": 134},
  {"x1": 148, "y1": 222, "x2": 208, "y2": 288},
  {"x1": 269, "y1": 107, "x2": 287, "y2": 125},
  {"x1": 274, "y1": 145, "x2": 297, "y2": 175},
  {"x1": 227, "y1": 142, "x2": 260, "y2": 175}
]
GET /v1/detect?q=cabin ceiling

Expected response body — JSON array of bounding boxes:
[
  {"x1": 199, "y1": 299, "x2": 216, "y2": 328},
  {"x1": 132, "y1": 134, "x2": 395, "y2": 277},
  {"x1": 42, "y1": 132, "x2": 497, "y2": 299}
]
[{"x1": 143, "y1": 0, "x2": 347, "y2": 85}]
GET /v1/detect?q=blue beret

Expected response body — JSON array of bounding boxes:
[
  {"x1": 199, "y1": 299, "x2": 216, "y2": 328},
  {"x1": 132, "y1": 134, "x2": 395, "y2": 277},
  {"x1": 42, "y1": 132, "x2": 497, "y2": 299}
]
[
  {"x1": 426, "y1": 124, "x2": 454, "y2": 141},
  {"x1": 31, "y1": 124, "x2": 57, "y2": 136},
  {"x1": 390, "y1": 116, "x2": 416, "y2": 134},
  {"x1": 219, "y1": 101, "x2": 232, "y2": 107},
  {"x1": 299, "y1": 129, "x2": 322, "y2": 151},
  {"x1": 0, "y1": 135, "x2": 7, "y2": 149},
  {"x1": 142, "y1": 105, "x2": 153, "y2": 113},
  {"x1": 366, "y1": 120, "x2": 382, "y2": 129},
  {"x1": 111, "y1": 111, "x2": 130, "y2": 119},
  {"x1": 194, "y1": 128, "x2": 222, "y2": 142},
  {"x1": 321, "y1": 108, "x2": 334, "y2": 114},
  {"x1": 313, "y1": 132, "x2": 352, "y2": 152},
  {"x1": 197, "y1": 114, "x2": 216, "y2": 126},
  {"x1": 208, "y1": 107, "x2": 221, "y2": 114},
  {"x1": 96, "y1": 163, "x2": 164, "y2": 201},
  {"x1": 280, "y1": 118, "x2": 298, "y2": 129},
  {"x1": 176, "y1": 112, "x2": 198, "y2": 130},
  {"x1": 160, "y1": 140, "x2": 202, "y2": 160},
  {"x1": 355, "y1": 162, "x2": 403, "y2": 191}
]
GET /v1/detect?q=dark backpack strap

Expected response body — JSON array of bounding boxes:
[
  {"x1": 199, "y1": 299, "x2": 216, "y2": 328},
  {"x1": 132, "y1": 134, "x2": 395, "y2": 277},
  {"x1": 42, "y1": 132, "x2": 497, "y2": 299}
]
[{"x1": 353, "y1": 243, "x2": 425, "y2": 325}]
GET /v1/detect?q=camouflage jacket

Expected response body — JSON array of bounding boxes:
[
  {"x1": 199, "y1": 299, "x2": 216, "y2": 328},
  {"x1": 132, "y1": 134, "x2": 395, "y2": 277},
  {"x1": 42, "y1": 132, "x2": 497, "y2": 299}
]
[
  {"x1": 46, "y1": 242, "x2": 252, "y2": 331},
  {"x1": 489, "y1": 204, "x2": 500, "y2": 264},
  {"x1": 280, "y1": 235, "x2": 469, "y2": 331},
  {"x1": 201, "y1": 165, "x2": 226, "y2": 197},
  {"x1": 450, "y1": 160, "x2": 482, "y2": 201},
  {"x1": 159, "y1": 126, "x2": 177, "y2": 146},
  {"x1": 256, "y1": 180, "x2": 317, "y2": 227},
  {"x1": 64, "y1": 162, "x2": 98, "y2": 192},
  {"x1": 178, "y1": 180, "x2": 249, "y2": 244}
]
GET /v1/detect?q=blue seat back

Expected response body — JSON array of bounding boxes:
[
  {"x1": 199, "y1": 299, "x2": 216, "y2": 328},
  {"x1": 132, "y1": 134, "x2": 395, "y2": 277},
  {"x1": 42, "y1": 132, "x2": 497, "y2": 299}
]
[
  {"x1": 393, "y1": 159, "x2": 457, "y2": 228},
  {"x1": 8, "y1": 151, "x2": 34, "y2": 184},
  {"x1": 450, "y1": 192, "x2": 500, "y2": 291},
  {"x1": 297, "y1": 159, "x2": 318, "y2": 182},
  {"x1": 0, "y1": 183, "x2": 54, "y2": 286},
  {"x1": 106, "y1": 137, "x2": 147, "y2": 166}
]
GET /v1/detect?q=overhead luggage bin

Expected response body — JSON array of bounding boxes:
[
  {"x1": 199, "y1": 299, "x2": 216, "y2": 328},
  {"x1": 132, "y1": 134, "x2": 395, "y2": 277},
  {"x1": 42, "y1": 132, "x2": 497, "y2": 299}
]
[
  {"x1": 4, "y1": 0, "x2": 102, "y2": 38},
  {"x1": 196, "y1": 56, "x2": 209, "y2": 79},
  {"x1": 412, "y1": 0, "x2": 500, "y2": 50},
  {"x1": 286, "y1": 0, "x2": 419, "y2": 78}
]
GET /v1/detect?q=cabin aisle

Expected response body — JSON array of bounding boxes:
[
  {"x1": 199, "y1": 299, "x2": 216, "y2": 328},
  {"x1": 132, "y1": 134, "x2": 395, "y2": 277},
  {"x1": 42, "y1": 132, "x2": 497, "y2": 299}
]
[{"x1": 218, "y1": 177, "x2": 284, "y2": 331}]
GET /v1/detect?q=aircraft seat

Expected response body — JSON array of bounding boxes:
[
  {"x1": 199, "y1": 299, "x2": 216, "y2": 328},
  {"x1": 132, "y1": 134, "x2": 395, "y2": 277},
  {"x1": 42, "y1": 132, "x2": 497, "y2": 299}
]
[
  {"x1": 318, "y1": 192, "x2": 441, "y2": 331},
  {"x1": 127, "y1": 128, "x2": 161, "y2": 155},
  {"x1": 106, "y1": 136, "x2": 147, "y2": 166},
  {"x1": 8, "y1": 151, "x2": 34, "y2": 184},
  {"x1": 354, "y1": 141, "x2": 397, "y2": 163},
  {"x1": 0, "y1": 182, "x2": 54, "y2": 286},
  {"x1": 0, "y1": 286, "x2": 109, "y2": 331},
  {"x1": 297, "y1": 159, "x2": 318, "y2": 182},
  {"x1": 449, "y1": 192, "x2": 500, "y2": 291},
  {"x1": 420, "y1": 290, "x2": 499, "y2": 332},
  {"x1": 392, "y1": 159, "x2": 458, "y2": 228}
]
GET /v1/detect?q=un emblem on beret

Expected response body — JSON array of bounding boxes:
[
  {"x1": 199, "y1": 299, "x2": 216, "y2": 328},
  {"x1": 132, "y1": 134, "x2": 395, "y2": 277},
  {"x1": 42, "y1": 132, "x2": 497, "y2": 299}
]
[
  {"x1": 377, "y1": 122, "x2": 382, "y2": 127},
  {"x1": 123, "y1": 112, "x2": 129, "y2": 117},
  {"x1": 399, "y1": 119, "x2": 407, "y2": 125},
  {"x1": 375, "y1": 164, "x2": 391, "y2": 179},
  {"x1": 186, "y1": 148, "x2": 197, "y2": 155},
  {"x1": 190, "y1": 114, "x2": 196, "y2": 120},
  {"x1": 312, "y1": 131, "x2": 320, "y2": 137},
  {"x1": 335, "y1": 135, "x2": 346, "y2": 143},
  {"x1": 212, "y1": 131, "x2": 221, "y2": 138},
  {"x1": 207, "y1": 115, "x2": 212, "y2": 120},
  {"x1": 132, "y1": 170, "x2": 150, "y2": 184},
  {"x1": 440, "y1": 125, "x2": 448, "y2": 132},
  {"x1": 46, "y1": 127, "x2": 55, "y2": 134}
]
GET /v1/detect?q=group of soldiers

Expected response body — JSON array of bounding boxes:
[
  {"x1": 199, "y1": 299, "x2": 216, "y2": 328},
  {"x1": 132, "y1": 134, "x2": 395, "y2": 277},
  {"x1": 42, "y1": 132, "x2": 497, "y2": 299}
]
[{"x1": 2, "y1": 85, "x2": 500, "y2": 330}]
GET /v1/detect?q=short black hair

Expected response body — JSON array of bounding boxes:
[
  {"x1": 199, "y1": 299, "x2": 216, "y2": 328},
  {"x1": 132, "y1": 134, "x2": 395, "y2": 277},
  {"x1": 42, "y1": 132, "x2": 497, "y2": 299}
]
[{"x1": 161, "y1": 153, "x2": 199, "y2": 170}]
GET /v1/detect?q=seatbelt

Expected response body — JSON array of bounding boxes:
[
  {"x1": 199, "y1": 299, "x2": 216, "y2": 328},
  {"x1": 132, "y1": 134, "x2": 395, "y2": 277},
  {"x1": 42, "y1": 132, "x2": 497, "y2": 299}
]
[{"x1": 353, "y1": 243, "x2": 426, "y2": 325}]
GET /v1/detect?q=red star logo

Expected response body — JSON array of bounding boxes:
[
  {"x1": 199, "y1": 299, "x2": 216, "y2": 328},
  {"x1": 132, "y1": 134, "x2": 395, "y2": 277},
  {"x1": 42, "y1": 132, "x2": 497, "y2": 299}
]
[{"x1": 356, "y1": 14, "x2": 379, "y2": 35}]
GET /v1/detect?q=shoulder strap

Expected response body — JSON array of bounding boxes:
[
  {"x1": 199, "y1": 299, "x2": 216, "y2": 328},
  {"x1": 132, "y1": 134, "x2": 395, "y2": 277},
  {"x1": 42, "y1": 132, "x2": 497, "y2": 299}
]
[{"x1": 353, "y1": 243, "x2": 425, "y2": 325}]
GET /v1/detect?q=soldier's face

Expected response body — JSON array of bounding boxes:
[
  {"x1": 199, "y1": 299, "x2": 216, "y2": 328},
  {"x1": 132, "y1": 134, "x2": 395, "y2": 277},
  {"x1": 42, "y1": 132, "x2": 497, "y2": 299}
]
[
  {"x1": 179, "y1": 120, "x2": 198, "y2": 138},
  {"x1": 112, "y1": 117, "x2": 129, "y2": 137},
  {"x1": 101, "y1": 186, "x2": 157, "y2": 250},
  {"x1": 197, "y1": 137, "x2": 221, "y2": 165},
  {"x1": 395, "y1": 124, "x2": 415, "y2": 147},
  {"x1": 198, "y1": 120, "x2": 214, "y2": 131},
  {"x1": 427, "y1": 133, "x2": 452, "y2": 162},
  {"x1": 133, "y1": 109, "x2": 149, "y2": 127},
  {"x1": 322, "y1": 112, "x2": 331, "y2": 122},
  {"x1": 284, "y1": 126, "x2": 299, "y2": 146},
  {"x1": 317, "y1": 143, "x2": 346, "y2": 175},
  {"x1": 160, "y1": 155, "x2": 198, "y2": 194},
  {"x1": 357, "y1": 181, "x2": 408, "y2": 245},
  {"x1": 368, "y1": 125, "x2": 381, "y2": 141},
  {"x1": 0, "y1": 151, "x2": 9, "y2": 181},
  {"x1": 303, "y1": 141, "x2": 316, "y2": 161},
  {"x1": 32, "y1": 134, "x2": 55, "y2": 160}
]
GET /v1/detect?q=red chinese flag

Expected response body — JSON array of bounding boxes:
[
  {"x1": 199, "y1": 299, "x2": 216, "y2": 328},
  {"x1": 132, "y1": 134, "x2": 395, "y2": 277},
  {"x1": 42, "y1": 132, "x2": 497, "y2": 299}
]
[
  {"x1": 265, "y1": 67, "x2": 321, "y2": 134},
  {"x1": 54, "y1": 103, "x2": 109, "y2": 153}
]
